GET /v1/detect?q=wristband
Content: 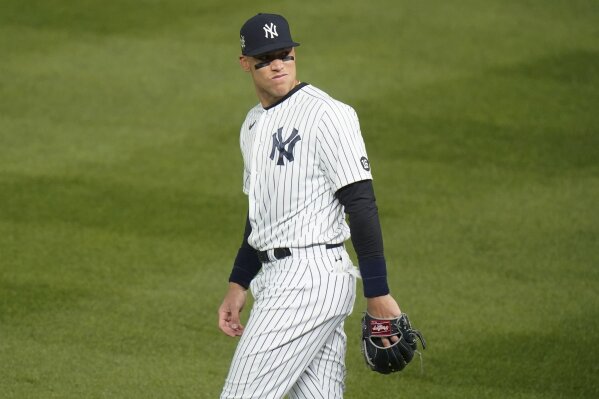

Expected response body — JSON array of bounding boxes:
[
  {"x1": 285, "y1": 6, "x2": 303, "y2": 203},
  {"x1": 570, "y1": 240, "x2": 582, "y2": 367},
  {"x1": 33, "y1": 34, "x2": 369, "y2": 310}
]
[
  {"x1": 358, "y1": 257, "x2": 390, "y2": 298},
  {"x1": 228, "y1": 246, "x2": 261, "y2": 289}
]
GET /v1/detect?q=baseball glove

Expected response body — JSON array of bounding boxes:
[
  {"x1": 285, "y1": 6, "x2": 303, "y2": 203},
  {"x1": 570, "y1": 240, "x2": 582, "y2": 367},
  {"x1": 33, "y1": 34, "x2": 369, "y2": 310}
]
[{"x1": 361, "y1": 312, "x2": 426, "y2": 374}]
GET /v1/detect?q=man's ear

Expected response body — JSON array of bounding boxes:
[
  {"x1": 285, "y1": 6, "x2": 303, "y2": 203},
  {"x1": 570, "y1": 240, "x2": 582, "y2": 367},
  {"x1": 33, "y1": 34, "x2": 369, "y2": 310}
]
[{"x1": 239, "y1": 56, "x2": 251, "y2": 72}]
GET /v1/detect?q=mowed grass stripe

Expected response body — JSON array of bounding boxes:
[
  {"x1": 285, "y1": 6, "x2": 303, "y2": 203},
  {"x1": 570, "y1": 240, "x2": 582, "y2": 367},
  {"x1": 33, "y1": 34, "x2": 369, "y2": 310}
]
[{"x1": 1, "y1": 0, "x2": 598, "y2": 398}]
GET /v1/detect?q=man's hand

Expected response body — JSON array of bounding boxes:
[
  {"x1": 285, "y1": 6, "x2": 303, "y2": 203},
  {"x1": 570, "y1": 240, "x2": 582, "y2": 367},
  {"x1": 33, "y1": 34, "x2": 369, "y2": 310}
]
[
  {"x1": 366, "y1": 294, "x2": 402, "y2": 347},
  {"x1": 218, "y1": 282, "x2": 248, "y2": 337}
]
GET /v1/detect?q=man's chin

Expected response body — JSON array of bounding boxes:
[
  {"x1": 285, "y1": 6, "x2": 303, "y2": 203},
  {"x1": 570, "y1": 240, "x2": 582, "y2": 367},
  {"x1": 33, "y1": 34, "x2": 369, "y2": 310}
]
[{"x1": 272, "y1": 81, "x2": 294, "y2": 95}]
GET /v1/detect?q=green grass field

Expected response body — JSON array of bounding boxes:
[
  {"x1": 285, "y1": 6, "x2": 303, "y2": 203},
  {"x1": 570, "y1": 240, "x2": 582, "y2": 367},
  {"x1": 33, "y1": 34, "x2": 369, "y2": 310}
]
[{"x1": 1, "y1": 1, "x2": 598, "y2": 398}]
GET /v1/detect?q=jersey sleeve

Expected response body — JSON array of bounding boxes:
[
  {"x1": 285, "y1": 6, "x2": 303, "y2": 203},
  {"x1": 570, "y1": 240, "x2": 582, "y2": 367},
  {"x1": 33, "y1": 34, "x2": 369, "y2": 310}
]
[{"x1": 317, "y1": 104, "x2": 373, "y2": 191}]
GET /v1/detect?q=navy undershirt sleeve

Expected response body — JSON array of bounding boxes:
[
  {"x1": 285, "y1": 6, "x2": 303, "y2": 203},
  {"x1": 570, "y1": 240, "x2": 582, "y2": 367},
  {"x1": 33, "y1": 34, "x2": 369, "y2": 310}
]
[
  {"x1": 336, "y1": 180, "x2": 390, "y2": 298},
  {"x1": 228, "y1": 213, "x2": 261, "y2": 289}
]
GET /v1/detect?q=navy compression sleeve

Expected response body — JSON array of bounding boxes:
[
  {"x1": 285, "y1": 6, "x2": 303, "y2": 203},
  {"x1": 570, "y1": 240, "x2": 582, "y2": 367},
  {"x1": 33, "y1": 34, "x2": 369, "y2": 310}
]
[
  {"x1": 336, "y1": 180, "x2": 390, "y2": 298},
  {"x1": 228, "y1": 214, "x2": 261, "y2": 289}
]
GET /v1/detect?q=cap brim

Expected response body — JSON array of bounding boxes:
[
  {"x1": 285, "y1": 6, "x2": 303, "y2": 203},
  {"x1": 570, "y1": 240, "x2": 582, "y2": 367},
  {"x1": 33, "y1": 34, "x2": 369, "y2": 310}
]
[{"x1": 244, "y1": 42, "x2": 300, "y2": 56}]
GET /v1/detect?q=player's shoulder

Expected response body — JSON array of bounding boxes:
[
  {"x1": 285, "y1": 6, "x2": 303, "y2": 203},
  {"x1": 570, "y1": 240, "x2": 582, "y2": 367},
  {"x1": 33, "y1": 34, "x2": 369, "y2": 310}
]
[
  {"x1": 240, "y1": 103, "x2": 263, "y2": 133},
  {"x1": 242, "y1": 103, "x2": 263, "y2": 124},
  {"x1": 301, "y1": 84, "x2": 357, "y2": 118}
]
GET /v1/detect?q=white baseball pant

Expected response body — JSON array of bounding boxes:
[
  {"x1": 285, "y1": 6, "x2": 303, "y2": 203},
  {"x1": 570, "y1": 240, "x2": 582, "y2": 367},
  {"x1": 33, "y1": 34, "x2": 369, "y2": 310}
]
[{"x1": 221, "y1": 245, "x2": 357, "y2": 399}]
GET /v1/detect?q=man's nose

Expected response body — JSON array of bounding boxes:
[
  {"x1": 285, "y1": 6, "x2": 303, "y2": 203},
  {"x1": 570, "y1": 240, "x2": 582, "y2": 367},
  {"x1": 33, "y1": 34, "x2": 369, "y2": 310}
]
[{"x1": 270, "y1": 58, "x2": 284, "y2": 70}]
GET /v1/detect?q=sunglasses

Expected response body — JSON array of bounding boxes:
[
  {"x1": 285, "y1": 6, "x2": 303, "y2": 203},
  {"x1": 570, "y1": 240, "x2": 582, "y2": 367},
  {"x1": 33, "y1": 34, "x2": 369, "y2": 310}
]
[{"x1": 254, "y1": 50, "x2": 295, "y2": 70}]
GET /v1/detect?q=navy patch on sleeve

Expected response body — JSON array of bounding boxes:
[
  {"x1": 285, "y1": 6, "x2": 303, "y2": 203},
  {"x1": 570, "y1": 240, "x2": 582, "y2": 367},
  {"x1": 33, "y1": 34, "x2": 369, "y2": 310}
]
[{"x1": 360, "y1": 156, "x2": 371, "y2": 171}]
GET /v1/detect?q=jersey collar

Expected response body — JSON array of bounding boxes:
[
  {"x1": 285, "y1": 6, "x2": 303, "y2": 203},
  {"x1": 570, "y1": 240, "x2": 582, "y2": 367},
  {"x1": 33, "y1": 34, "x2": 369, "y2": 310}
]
[{"x1": 263, "y1": 82, "x2": 309, "y2": 111}]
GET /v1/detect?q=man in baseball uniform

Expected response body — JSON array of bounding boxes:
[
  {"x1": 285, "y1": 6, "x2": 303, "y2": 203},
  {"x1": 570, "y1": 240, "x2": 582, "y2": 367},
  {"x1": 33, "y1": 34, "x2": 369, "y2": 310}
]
[{"x1": 218, "y1": 13, "x2": 404, "y2": 398}]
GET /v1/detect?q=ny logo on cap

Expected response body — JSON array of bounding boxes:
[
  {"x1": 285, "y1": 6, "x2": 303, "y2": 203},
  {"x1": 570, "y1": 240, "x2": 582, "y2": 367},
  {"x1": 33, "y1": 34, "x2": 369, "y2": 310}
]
[
  {"x1": 263, "y1": 23, "x2": 278, "y2": 39},
  {"x1": 270, "y1": 127, "x2": 301, "y2": 165},
  {"x1": 240, "y1": 35, "x2": 246, "y2": 49}
]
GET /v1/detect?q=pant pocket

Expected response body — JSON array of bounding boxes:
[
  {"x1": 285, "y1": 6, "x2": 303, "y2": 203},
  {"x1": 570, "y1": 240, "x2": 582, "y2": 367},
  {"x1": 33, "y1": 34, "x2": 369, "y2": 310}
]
[
  {"x1": 340, "y1": 251, "x2": 361, "y2": 278},
  {"x1": 249, "y1": 270, "x2": 265, "y2": 300}
]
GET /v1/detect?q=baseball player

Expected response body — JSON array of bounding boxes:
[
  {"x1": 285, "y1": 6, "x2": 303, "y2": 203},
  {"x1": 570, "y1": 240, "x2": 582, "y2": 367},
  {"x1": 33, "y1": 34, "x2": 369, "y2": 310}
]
[{"x1": 218, "y1": 13, "x2": 404, "y2": 398}]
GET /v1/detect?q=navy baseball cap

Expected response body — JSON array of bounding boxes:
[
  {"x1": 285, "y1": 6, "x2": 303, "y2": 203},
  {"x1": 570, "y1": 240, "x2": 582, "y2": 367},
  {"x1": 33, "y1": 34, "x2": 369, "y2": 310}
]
[{"x1": 240, "y1": 13, "x2": 300, "y2": 56}]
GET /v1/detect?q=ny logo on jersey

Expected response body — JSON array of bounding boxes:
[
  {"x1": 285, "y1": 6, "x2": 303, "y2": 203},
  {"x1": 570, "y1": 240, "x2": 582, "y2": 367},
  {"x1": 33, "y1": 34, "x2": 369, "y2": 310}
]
[
  {"x1": 270, "y1": 127, "x2": 301, "y2": 165},
  {"x1": 263, "y1": 23, "x2": 278, "y2": 39}
]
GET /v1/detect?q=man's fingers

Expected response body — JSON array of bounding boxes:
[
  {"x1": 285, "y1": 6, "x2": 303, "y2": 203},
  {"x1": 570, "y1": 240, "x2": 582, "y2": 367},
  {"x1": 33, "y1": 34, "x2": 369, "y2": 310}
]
[
  {"x1": 217, "y1": 286, "x2": 248, "y2": 337},
  {"x1": 221, "y1": 323, "x2": 244, "y2": 337},
  {"x1": 231, "y1": 323, "x2": 245, "y2": 335},
  {"x1": 218, "y1": 306, "x2": 245, "y2": 337},
  {"x1": 228, "y1": 308, "x2": 242, "y2": 329},
  {"x1": 380, "y1": 335, "x2": 399, "y2": 348},
  {"x1": 219, "y1": 318, "x2": 244, "y2": 337},
  {"x1": 228, "y1": 314, "x2": 244, "y2": 336},
  {"x1": 218, "y1": 306, "x2": 235, "y2": 335},
  {"x1": 218, "y1": 310, "x2": 235, "y2": 336}
]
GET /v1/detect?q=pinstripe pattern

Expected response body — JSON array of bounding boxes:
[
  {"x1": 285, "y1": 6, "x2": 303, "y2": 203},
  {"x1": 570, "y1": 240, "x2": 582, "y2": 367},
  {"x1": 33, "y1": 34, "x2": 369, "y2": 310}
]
[
  {"x1": 288, "y1": 322, "x2": 348, "y2": 399},
  {"x1": 223, "y1": 84, "x2": 371, "y2": 398},
  {"x1": 221, "y1": 247, "x2": 357, "y2": 399},
  {"x1": 240, "y1": 84, "x2": 372, "y2": 251}
]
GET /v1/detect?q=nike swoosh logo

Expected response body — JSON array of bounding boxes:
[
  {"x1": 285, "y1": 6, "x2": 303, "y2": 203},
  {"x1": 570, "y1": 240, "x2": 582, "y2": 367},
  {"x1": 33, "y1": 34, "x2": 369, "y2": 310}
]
[{"x1": 249, "y1": 121, "x2": 256, "y2": 130}]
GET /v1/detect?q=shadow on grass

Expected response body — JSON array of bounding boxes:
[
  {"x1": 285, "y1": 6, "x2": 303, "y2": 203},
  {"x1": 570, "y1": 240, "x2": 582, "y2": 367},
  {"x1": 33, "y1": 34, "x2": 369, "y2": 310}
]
[
  {"x1": 0, "y1": 0, "x2": 224, "y2": 35},
  {"x1": 0, "y1": 280, "x2": 90, "y2": 322},
  {"x1": 359, "y1": 49, "x2": 599, "y2": 179},
  {"x1": 0, "y1": 172, "x2": 242, "y2": 242},
  {"x1": 494, "y1": 49, "x2": 599, "y2": 86},
  {"x1": 433, "y1": 310, "x2": 599, "y2": 398}
]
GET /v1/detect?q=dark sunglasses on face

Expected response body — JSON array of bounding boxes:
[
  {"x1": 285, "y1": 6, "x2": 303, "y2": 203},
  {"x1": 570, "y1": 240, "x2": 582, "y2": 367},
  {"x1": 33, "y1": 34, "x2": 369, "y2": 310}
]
[{"x1": 254, "y1": 50, "x2": 295, "y2": 70}]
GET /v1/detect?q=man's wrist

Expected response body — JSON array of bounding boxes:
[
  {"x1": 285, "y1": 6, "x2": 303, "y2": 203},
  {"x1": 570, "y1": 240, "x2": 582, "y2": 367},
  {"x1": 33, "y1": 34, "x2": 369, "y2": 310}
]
[{"x1": 228, "y1": 281, "x2": 248, "y2": 291}]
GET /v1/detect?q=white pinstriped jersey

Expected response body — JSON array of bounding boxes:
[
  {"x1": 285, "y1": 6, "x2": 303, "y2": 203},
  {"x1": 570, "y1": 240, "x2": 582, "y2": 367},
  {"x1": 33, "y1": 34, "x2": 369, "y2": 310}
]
[{"x1": 240, "y1": 83, "x2": 372, "y2": 250}]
